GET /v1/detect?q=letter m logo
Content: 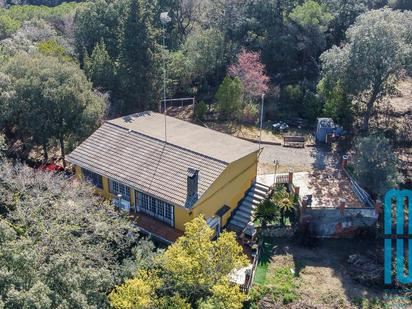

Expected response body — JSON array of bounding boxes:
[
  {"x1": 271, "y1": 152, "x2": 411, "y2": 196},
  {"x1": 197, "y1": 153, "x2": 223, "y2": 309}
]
[{"x1": 384, "y1": 189, "x2": 412, "y2": 284}]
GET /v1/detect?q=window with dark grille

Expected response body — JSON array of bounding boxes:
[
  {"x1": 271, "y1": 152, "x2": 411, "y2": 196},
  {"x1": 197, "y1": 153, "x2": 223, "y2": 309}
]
[
  {"x1": 82, "y1": 168, "x2": 103, "y2": 189},
  {"x1": 157, "y1": 200, "x2": 165, "y2": 217},
  {"x1": 137, "y1": 192, "x2": 174, "y2": 226},
  {"x1": 109, "y1": 179, "x2": 130, "y2": 199}
]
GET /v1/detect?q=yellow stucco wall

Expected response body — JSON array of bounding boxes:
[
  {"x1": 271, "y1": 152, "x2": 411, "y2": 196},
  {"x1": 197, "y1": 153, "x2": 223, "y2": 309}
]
[
  {"x1": 73, "y1": 149, "x2": 258, "y2": 233},
  {"x1": 173, "y1": 206, "x2": 192, "y2": 231},
  {"x1": 75, "y1": 166, "x2": 135, "y2": 205},
  {"x1": 190, "y1": 150, "x2": 258, "y2": 227}
]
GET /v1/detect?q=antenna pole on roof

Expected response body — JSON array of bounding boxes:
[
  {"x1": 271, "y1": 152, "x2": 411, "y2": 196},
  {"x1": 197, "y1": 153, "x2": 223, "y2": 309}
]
[
  {"x1": 160, "y1": 12, "x2": 171, "y2": 143},
  {"x1": 259, "y1": 93, "x2": 265, "y2": 151}
]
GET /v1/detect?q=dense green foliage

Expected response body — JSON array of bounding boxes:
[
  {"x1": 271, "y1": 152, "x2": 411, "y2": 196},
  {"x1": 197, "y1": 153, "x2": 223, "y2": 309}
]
[
  {"x1": 272, "y1": 185, "x2": 296, "y2": 226},
  {"x1": 0, "y1": 53, "x2": 106, "y2": 165},
  {"x1": 108, "y1": 216, "x2": 248, "y2": 309},
  {"x1": 1, "y1": 0, "x2": 410, "y2": 129},
  {"x1": 319, "y1": 8, "x2": 412, "y2": 132},
  {"x1": 353, "y1": 135, "x2": 403, "y2": 198},
  {"x1": 215, "y1": 76, "x2": 244, "y2": 120},
  {"x1": 254, "y1": 199, "x2": 280, "y2": 229},
  {"x1": 0, "y1": 160, "x2": 154, "y2": 308}
]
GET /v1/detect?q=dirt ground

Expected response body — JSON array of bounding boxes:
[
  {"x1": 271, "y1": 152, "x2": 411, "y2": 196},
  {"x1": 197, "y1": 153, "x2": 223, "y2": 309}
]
[
  {"x1": 204, "y1": 120, "x2": 320, "y2": 175},
  {"x1": 387, "y1": 77, "x2": 412, "y2": 113},
  {"x1": 203, "y1": 120, "x2": 315, "y2": 146},
  {"x1": 259, "y1": 238, "x2": 387, "y2": 309}
]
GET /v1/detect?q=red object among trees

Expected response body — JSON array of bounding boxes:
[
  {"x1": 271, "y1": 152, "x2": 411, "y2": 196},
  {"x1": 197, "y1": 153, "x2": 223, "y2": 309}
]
[
  {"x1": 228, "y1": 49, "x2": 270, "y2": 99},
  {"x1": 39, "y1": 162, "x2": 64, "y2": 173}
]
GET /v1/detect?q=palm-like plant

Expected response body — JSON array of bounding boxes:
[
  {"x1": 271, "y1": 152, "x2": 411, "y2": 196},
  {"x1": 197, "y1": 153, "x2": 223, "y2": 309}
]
[
  {"x1": 253, "y1": 198, "x2": 280, "y2": 229},
  {"x1": 272, "y1": 185, "x2": 296, "y2": 226}
]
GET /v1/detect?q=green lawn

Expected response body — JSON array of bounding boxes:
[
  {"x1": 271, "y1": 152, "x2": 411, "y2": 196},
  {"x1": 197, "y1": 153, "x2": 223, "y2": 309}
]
[
  {"x1": 253, "y1": 238, "x2": 279, "y2": 285},
  {"x1": 253, "y1": 238, "x2": 298, "y2": 304}
]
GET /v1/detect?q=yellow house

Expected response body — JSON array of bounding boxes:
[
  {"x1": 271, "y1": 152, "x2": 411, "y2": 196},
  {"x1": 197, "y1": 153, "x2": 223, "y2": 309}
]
[{"x1": 67, "y1": 111, "x2": 268, "y2": 243}]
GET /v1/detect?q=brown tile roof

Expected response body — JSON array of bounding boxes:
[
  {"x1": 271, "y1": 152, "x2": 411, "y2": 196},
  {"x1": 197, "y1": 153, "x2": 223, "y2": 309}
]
[
  {"x1": 67, "y1": 121, "x2": 228, "y2": 207},
  {"x1": 108, "y1": 111, "x2": 259, "y2": 163}
]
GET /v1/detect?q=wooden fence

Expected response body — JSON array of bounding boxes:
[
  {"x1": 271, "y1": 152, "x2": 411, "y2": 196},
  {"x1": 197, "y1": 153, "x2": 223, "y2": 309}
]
[
  {"x1": 240, "y1": 244, "x2": 261, "y2": 292},
  {"x1": 274, "y1": 173, "x2": 289, "y2": 184}
]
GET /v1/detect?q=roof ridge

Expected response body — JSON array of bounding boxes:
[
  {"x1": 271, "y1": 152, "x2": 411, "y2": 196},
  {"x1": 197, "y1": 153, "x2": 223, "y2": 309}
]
[{"x1": 105, "y1": 121, "x2": 229, "y2": 165}]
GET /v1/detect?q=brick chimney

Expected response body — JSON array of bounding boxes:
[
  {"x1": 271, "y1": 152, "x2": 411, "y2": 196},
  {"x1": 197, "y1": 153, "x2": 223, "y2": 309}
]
[{"x1": 187, "y1": 167, "x2": 199, "y2": 203}]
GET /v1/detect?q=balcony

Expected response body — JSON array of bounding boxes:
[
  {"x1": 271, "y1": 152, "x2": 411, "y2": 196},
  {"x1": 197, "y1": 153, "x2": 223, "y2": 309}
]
[{"x1": 130, "y1": 212, "x2": 184, "y2": 244}]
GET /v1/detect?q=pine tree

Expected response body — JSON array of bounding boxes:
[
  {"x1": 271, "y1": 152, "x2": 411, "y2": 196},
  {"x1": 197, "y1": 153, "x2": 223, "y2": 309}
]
[
  {"x1": 118, "y1": 0, "x2": 157, "y2": 114},
  {"x1": 87, "y1": 40, "x2": 116, "y2": 91}
]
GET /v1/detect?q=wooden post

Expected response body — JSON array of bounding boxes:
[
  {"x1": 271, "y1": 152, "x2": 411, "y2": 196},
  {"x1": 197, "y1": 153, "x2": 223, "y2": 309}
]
[
  {"x1": 375, "y1": 200, "x2": 383, "y2": 216},
  {"x1": 342, "y1": 155, "x2": 348, "y2": 169},
  {"x1": 294, "y1": 186, "x2": 300, "y2": 196},
  {"x1": 288, "y1": 171, "x2": 294, "y2": 184},
  {"x1": 339, "y1": 198, "x2": 346, "y2": 215},
  {"x1": 300, "y1": 196, "x2": 308, "y2": 224}
]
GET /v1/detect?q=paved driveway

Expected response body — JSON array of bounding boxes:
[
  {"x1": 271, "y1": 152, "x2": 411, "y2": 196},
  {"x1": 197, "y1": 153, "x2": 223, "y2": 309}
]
[{"x1": 258, "y1": 144, "x2": 331, "y2": 174}]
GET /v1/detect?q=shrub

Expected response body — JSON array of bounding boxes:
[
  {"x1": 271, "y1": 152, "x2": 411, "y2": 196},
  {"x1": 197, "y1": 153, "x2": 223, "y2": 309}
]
[
  {"x1": 215, "y1": 76, "x2": 244, "y2": 120},
  {"x1": 194, "y1": 100, "x2": 208, "y2": 120},
  {"x1": 241, "y1": 102, "x2": 259, "y2": 124},
  {"x1": 0, "y1": 14, "x2": 20, "y2": 39}
]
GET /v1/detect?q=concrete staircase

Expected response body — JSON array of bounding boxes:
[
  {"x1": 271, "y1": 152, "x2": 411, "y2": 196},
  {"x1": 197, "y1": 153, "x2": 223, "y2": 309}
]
[{"x1": 227, "y1": 182, "x2": 270, "y2": 235}]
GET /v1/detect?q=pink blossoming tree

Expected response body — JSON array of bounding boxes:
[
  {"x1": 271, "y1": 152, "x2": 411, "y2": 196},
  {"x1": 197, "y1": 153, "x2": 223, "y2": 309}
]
[{"x1": 228, "y1": 49, "x2": 269, "y2": 100}]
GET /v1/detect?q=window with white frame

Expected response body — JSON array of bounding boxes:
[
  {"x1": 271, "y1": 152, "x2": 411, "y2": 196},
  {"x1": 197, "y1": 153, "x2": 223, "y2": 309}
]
[
  {"x1": 82, "y1": 168, "x2": 103, "y2": 189},
  {"x1": 137, "y1": 192, "x2": 174, "y2": 226},
  {"x1": 109, "y1": 179, "x2": 130, "y2": 200}
]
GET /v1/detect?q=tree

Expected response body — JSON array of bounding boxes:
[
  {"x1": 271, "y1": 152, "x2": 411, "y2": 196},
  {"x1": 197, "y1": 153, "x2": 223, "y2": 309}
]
[
  {"x1": 389, "y1": 0, "x2": 412, "y2": 11},
  {"x1": 85, "y1": 40, "x2": 117, "y2": 91},
  {"x1": 289, "y1": 0, "x2": 334, "y2": 34},
  {"x1": 0, "y1": 53, "x2": 106, "y2": 166},
  {"x1": 281, "y1": 84, "x2": 304, "y2": 115},
  {"x1": 228, "y1": 49, "x2": 269, "y2": 100},
  {"x1": 302, "y1": 90, "x2": 322, "y2": 122},
  {"x1": 0, "y1": 161, "x2": 151, "y2": 308},
  {"x1": 319, "y1": 8, "x2": 412, "y2": 132},
  {"x1": 74, "y1": 0, "x2": 126, "y2": 61},
  {"x1": 318, "y1": 80, "x2": 354, "y2": 128},
  {"x1": 353, "y1": 135, "x2": 403, "y2": 198},
  {"x1": 254, "y1": 198, "x2": 280, "y2": 229},
  {"x1": 169, "y1": 0, "x2": 204, "y2": 43},
  {"x1": 288, "y1": 0, "x2": 334, "y2": 79},
  {"x1": 215, "y1": 76, "x2": 243, "y2": 120},
  {"x1": 118, "y1": 0, "x2": 159, "y2": 114},
  {"x1": 109, "y1": 216, "x2": 248, "y2": 308},
  {"x1": 321, "y1": 0, "x2": 368, "y2": 44},
  {"x1": 0, "y1": 133, "x2": 6, "y2": 158},
  {"x1": 182, "y1": 27, "x2": 225, "y2": 86}
]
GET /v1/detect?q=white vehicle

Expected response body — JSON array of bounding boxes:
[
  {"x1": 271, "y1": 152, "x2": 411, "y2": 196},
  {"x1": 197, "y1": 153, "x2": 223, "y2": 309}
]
[{"x1": 272, "y1": 121, "x2": 289, "y2": 132}]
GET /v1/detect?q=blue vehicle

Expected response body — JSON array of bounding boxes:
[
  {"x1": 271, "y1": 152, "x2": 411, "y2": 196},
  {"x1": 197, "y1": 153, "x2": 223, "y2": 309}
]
[{"x1": 315, "y1": 118, "x2": 345, "y2": 143}]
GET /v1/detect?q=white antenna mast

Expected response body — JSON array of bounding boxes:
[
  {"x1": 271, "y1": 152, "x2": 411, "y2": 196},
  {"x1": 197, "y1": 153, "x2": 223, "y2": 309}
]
[
  {"x1": 259, "y1": 93, "x2": 265, "y2": 151},
  {"x1": 160, "y1": 12, "x2": 171, "y2": 143}
]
